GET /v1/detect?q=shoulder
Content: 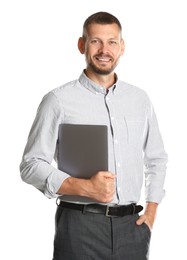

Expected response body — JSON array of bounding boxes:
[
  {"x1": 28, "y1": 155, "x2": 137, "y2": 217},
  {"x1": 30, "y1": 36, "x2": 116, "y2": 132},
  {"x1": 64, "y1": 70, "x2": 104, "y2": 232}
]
[
  {"x1": 50, "y1": 79, "x2": 79, "y2": 98},
  {"x1": 36, "y1": 79, "x2": 77, "y2": 114},
  {"x1": 40, "y1": 79, "x2": 78, "y2": 105},
  {"x1": 117, "y1": 80, "x2": 150, "y2": 102}
]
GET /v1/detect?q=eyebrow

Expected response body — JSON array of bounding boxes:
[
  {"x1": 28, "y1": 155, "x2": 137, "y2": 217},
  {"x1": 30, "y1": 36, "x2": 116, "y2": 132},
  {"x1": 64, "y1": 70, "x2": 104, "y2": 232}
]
[{"x1": 89, "y1": 37, "x2": 120, "y2": 41}]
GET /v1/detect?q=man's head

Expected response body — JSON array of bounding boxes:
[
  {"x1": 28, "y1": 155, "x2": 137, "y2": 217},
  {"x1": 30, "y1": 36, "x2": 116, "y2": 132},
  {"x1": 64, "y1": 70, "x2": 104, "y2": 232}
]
[
  {"x1": 82, "y1": 11, "x2": 122, "y2": 39},
  {"x1": 78, "y1": 12, "x2": 125, "y2": 76}
]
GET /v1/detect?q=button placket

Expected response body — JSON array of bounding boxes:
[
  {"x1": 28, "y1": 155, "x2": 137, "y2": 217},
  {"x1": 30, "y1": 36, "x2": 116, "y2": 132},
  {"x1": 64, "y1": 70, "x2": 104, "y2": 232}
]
[{"x1": 105, "y1": 93, "x2": 123, "y2": 204}]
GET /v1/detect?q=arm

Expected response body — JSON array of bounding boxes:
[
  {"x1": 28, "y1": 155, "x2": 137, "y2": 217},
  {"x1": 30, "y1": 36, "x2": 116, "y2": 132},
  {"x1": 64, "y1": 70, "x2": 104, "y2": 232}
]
[
  {"x1": 57, "y1": 171, "x2": 116, "y2": 203},
  {"x1": 137, "y1": 98, "x2": 167, "y2": 229},
  {"x1": 136, "y1": 202, "x2": 158, "y2": 230},
  {"x1": 143, "y1": 102, "x2": 168, "y2": 203},
  {"x1": 20, "y1": 92, "x2": 69, "y2": 198},
  {"x1": 20, "y1": 92, "x2": 116, "y2": 201}
]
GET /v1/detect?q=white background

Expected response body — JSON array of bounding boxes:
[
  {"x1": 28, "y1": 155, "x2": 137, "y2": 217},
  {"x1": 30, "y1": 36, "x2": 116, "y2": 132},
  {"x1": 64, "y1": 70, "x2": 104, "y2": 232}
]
[{"x1": 1, "y1": 0, "x2": 187, "y2": 259}]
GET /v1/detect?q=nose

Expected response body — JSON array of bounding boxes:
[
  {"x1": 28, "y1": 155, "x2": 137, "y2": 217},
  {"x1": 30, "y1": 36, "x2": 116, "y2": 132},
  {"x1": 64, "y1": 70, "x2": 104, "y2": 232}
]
[{"x1": 98, "y1": 42, "x2": 109, "y2": 53}]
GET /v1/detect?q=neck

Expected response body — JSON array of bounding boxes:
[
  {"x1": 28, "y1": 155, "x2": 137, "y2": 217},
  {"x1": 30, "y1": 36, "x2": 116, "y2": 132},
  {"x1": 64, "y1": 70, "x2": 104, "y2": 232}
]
[{"x1": 85, "y1": 69, "x2": 116, "y2": 89}]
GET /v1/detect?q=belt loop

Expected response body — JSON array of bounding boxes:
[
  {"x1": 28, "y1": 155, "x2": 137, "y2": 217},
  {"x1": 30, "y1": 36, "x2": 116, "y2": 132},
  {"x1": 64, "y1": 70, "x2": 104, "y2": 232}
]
[
  {"x1": 105, "y1": 205, "x2": 110, "y2": 217},
  {"x1": 132, "y1": 203, "x2": 136, "y2": 215},
  {"x1": 82, "y1": 204, "x2": 87, "y2": 214}
]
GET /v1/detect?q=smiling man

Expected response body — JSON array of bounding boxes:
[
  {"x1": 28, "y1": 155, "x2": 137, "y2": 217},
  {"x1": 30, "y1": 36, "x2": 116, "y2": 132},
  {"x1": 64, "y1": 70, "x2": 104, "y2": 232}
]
[
  {"x1": 79, "y1": 21, "x2": 124, "y2": 77},
  {"x1": 20, "y1": 12, "x2": 167, "y2": 260}
]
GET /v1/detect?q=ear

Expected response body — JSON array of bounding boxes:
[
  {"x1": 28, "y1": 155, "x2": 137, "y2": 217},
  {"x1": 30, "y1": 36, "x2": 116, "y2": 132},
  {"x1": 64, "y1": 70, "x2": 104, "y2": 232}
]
[
  {"x1": 120, "y1": 39, "x2": 125, "y2": 56},
  {"x1": 78, "y1": 37, "x2": 85, "y2": 54}
]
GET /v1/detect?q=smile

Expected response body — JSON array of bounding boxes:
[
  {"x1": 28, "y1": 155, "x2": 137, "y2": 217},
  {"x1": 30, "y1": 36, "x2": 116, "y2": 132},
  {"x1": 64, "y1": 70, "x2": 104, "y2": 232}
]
[{"x1": 95, "y1": 56, "x2": 112, "y2": 62}]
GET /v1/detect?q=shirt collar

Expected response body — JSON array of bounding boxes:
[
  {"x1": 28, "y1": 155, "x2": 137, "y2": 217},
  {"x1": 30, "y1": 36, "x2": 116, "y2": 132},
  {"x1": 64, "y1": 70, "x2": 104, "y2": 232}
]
[{"x1": 79, "y1": 71, "x2": 118, "y2": 95}]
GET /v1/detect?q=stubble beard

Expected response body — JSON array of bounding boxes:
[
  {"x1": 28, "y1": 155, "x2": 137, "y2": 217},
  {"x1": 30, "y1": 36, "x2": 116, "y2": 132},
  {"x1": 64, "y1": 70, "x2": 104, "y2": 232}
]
[
  {"x1": 87, "y1": 55, "x2": 119, "y2": 75},
  {"x1": 88, "y1": 62, "x2": 115, "y2": 75}
]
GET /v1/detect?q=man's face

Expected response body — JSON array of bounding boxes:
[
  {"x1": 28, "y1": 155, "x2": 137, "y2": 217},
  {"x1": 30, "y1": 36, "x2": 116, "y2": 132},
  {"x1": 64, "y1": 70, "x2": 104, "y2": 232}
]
[{"x1": 81, "y1": 23, "x2": 125, "y2": 75}]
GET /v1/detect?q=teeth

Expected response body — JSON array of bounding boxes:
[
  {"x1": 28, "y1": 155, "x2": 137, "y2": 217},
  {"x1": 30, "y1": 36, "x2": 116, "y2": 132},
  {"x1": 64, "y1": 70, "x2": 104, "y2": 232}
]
[{"x1": 97, "y1": 57, "x2": 110, "y2": 61}]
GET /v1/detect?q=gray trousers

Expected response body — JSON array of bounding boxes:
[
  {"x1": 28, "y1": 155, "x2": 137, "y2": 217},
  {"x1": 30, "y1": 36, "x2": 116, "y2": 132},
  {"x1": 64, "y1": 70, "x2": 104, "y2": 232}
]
[{"x1": 53, "y1": 206, "x2": 151, "y2": 260}]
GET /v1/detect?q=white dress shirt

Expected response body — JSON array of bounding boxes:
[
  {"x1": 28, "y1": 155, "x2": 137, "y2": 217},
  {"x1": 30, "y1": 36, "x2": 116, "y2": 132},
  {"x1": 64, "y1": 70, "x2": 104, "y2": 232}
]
[{"x1": 20, "y1": 71, "x2": 168, "y2": 205}]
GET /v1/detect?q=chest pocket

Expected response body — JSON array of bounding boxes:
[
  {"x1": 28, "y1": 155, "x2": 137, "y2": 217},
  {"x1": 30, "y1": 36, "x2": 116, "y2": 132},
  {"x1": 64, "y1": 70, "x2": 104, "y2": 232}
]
[{"x1": 124, "y1": 116, "x2": 147, "y2": 147}]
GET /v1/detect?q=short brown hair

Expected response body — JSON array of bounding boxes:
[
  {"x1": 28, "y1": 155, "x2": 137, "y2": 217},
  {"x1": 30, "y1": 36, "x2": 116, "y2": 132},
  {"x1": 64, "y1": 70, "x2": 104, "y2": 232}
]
[{"x1": 82, "y1": 11, "x2": 122, "y2": 37}]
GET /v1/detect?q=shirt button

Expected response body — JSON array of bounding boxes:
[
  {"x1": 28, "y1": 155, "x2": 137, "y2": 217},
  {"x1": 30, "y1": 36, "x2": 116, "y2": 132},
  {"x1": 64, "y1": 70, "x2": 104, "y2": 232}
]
[
  {"x1": 118, "y1": 187, "x2": 121, "y2": 192},
  {"x1": 115, "y1": 139, "x2": 118, "y2": 144},
  {"x1": 117, "y1": 163, "x2": 121, "y2": 167},
  {"x1": 111, "y1": 116, "x2": 114, "y2": 121}
]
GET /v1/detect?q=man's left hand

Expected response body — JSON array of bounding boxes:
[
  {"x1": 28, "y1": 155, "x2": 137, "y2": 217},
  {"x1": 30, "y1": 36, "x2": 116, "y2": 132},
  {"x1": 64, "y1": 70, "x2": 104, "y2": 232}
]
[
  {"x1": 136, "y1": 202, "x2": 158, "y2": 231},
  {"x1": 136, "y1": 213, "x2": 154, "y2": 231}
]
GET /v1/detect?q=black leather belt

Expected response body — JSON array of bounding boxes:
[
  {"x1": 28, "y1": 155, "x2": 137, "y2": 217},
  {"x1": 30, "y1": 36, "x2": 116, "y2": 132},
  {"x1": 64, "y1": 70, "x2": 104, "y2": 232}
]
[{"x1": 59, "y1": 201, "x2": 143, "y2": 217}]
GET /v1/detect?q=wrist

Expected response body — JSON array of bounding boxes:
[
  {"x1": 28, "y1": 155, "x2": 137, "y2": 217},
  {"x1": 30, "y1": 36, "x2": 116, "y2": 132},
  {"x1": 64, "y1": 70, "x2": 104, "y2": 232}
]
[
  {"x1": 144, "y1": 202, "x2": 158, "y2": 220},
  {"x1": 57, "y1": 177, "x2": 90, "y2": 197}
]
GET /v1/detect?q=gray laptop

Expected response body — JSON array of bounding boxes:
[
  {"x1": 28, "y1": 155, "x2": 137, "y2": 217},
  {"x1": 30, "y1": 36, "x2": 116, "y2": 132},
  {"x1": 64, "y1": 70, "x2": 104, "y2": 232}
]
[{"x1": 58, "y1": 124, "x2": 108, "y2": 179}]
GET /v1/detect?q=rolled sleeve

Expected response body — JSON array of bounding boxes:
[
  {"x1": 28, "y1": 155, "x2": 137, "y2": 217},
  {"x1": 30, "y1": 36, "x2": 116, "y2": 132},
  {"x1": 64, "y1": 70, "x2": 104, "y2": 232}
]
[
  {"x1": 20, "y1": 92, "x2": 69, "y2": 198},
  {"x1": 45, "y1": 169, "x2": 70, "y2": 199}
]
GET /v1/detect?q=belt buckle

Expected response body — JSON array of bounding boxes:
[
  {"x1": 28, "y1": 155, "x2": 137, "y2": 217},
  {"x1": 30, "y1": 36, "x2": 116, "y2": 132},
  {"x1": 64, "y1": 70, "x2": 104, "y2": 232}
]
[{"x1": 105, "y1": 205, "x2": 112, "y2": 217}]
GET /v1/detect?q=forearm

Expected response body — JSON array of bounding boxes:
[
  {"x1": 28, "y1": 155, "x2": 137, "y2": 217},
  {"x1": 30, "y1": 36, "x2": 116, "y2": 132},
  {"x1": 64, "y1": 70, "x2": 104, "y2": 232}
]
[
  {"x1": 57, "y1": 177, "x2": 91, "y2": 197},
  {"x1": 144, "y1": 202, "x2": 158, "y2": 220},
  {"x1": 20, "y1": 158, "x2": 69, "y2": 198},
  {"x1": 57, "y1": 171, "x2": 116, "y2": 203}
]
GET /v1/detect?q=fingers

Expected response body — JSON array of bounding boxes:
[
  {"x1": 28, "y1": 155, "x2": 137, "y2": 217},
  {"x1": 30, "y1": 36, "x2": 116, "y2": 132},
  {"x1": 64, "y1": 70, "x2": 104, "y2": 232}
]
[
  {"x1": 106, "y1": 181, "x2": 114, "y2": 187},
  {"x1": 136, "y1": 214, "x2": 153, "y2": 231},
  {"x1": 89, "y1": 171, "x2": 116, "y2": 203},
  {"x1": 101, "y1": 172, "x2": 116, "y2": 190},
  {"x1": 91, "y1": 171, "x2": 116, "y2": 185},
  {"x1": 99, "y1": 171, "x2": 116, "y2": 179},
  {"x1": 136, "y1": 215, "x2": 146, "y2": 226}
]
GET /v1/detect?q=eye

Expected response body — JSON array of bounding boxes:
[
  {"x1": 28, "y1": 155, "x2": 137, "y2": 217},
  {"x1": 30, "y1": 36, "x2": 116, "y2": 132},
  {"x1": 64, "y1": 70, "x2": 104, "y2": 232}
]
[
  {"x1": 109, "y1": 40, "x2": 118, "y2": 45},
  {"x1": 90, "y1": 39, "x2": 100, "y2": 44}
]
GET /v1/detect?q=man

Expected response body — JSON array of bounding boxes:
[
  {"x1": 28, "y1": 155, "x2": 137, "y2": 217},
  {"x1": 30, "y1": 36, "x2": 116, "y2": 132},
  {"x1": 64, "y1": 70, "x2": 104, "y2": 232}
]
[{"x1": 20, "y1": 12, "x2": 167, "y2": 259}]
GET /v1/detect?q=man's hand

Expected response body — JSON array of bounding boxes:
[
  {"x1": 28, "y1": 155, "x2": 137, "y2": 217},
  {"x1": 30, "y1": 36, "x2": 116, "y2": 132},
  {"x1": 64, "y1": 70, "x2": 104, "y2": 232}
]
[
  {"x1": 57, "y1": 171, "x2": 116, "y2": 203},
  {"x1": 88, "y1": 171, "x2": 116, "y2": 203},
  {"x1": 136, "y1": 202, "x2": 158, "y2": 231}
]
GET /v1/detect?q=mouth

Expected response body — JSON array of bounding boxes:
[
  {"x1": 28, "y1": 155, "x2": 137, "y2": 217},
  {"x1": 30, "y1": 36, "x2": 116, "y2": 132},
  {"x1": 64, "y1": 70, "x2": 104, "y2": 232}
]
[{"x1": 95, "y1": 55, "x2": 113, "y2": 62}]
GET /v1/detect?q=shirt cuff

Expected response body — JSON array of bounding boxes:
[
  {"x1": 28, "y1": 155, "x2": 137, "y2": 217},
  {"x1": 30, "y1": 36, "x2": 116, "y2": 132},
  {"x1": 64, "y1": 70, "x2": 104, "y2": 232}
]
[
  {"x1": 145, "y1": 188, "x2": 166, "y2": 204},
  {"x1": 44, "y1": 169, "x2": 70, "y2": 199}
]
